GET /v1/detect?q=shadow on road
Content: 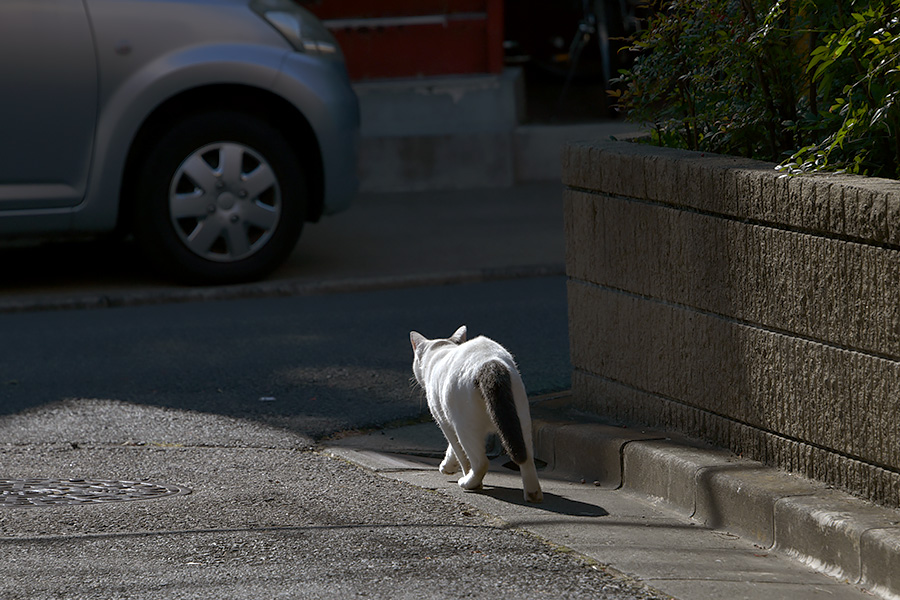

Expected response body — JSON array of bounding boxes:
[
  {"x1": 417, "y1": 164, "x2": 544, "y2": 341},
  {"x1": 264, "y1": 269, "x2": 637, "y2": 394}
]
[
  {"x1": 0, "y1": 238, "x2": 159, "y2": 292},
  {"x1": 479, "y1": 485, "x2": 610, "y2": 517}
]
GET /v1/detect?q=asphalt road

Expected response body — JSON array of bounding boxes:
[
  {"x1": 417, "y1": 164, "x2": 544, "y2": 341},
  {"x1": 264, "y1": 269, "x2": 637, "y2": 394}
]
[
  {"x1": 0, "y1": 276, "x2": 570, "y2": 441},
  {"x1": 0, "y1": 182, "x2": 566, "y2": 309},
  {"x1": 1, "y1": 436, "x2": 668, "y2": 600},
  {"x1": 0, "y1": 183, "x2": 673, "y2": 600},
  {"x1": 0, "y1": 277, "x2": 672, "y2": 600}
]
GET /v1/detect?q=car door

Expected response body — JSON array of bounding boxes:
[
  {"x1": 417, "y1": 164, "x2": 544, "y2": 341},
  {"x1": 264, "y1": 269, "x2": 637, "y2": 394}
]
[{"x1": 0, "y1": 0, "x2": 98, "y2": 211}]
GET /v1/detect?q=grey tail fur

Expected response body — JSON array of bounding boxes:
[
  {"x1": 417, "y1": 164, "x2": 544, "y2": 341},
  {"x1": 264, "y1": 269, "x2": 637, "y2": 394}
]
[{"x1": 476, "y1": 361, "x2": 527, "y2": 465}]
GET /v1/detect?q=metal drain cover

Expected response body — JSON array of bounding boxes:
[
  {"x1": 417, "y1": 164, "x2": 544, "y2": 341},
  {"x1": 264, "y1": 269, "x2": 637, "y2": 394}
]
[{"x1": 1, "y1": 479, "x2": 191, "y2": 508}]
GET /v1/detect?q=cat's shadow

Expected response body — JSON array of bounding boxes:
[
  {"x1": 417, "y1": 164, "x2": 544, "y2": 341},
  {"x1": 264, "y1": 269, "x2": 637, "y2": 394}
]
[{"x1": 476, "y1": 485, "x2": 609, "y2": 517}]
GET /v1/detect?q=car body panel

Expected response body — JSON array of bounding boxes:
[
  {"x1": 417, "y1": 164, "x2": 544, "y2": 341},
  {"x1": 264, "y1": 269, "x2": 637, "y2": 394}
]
[
  {"x1": 0, "y1": 0, "x2": 359, "y2": 238},
  {"x1": 274, "y1": 52, "x2": 360, "y2": 216},
  {"x1": 78, "y1": 45, "x2": 289, "y2": 233},
  {"x1": 0, "y1": 0, "x2": 98, "y2": 212}
]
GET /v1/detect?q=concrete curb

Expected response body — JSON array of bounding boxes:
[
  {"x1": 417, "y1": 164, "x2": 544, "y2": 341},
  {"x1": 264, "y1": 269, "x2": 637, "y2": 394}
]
[
  {"x1": 0, "y1": 263, "x2": 565, "y2": 314},
  {"x1": 531, "y1": 417, "x2": 900, "y2": 600}
]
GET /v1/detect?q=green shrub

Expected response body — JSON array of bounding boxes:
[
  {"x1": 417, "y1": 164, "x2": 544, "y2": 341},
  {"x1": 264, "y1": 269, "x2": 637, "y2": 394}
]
[{"x1": 614, "y1": 0, "x2": 900, "y2": 179}]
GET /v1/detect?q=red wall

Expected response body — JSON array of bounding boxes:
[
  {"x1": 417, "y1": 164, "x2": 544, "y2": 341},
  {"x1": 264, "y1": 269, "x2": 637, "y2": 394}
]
[{"x1": 307, "y1": 1, "x2": 504, "y2": 80}]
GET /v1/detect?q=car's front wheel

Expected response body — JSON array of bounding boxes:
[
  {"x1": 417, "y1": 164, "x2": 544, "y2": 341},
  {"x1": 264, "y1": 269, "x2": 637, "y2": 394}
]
[{"x1": 133, "y1": 111, "x2": 306, "y2": 285}]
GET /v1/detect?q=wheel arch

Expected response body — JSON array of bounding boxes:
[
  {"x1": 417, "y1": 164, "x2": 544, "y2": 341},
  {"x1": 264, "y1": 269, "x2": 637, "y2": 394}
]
[{"x1": 119, "y1": 84, "x2": 325, "y2": 232}]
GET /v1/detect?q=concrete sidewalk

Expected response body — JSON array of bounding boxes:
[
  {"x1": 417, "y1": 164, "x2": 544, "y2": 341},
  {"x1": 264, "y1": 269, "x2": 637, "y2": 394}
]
[{"x1": 328, "y1": 395, "x2": 900, "y2": 600}]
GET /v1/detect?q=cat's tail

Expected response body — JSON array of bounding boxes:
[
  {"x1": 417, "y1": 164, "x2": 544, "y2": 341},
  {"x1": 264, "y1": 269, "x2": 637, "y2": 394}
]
[{"x1": 476, "y1": 361, "x2": 528, "y2": 464}]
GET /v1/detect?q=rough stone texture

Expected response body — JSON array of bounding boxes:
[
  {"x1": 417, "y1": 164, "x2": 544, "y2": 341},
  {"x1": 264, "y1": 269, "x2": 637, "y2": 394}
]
[
  {"x1": 563, "y1": 140, "x2": 900, "y2": 508},
  {"x1": 568, "y1": 281, "x2": 900, "y2": 474},
  {"x1": 564, "y1": 189, "x2": 900, "y2": 358}
]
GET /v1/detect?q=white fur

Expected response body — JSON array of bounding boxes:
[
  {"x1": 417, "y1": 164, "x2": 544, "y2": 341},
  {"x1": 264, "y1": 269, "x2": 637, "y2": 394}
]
[{"x1": 410, "y1": 326, "x2": 543, "y2": 503}]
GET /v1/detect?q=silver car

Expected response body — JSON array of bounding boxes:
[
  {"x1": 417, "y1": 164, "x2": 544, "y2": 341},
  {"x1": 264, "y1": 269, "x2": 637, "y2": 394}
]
[{"x1": 0, "y1": 0, "x2": 359, "y2": 284}]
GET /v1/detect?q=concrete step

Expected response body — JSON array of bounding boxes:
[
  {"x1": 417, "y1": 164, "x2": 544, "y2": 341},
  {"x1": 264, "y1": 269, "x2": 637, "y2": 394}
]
[{"x1": 353, "y1": 69, "x2": 645, "y2": 192}]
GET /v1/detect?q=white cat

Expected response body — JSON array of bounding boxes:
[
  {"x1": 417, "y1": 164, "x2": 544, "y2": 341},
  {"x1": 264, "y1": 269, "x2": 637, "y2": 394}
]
[{"x1": 409, "y1": 326, "x2": 543, "y2": 503}]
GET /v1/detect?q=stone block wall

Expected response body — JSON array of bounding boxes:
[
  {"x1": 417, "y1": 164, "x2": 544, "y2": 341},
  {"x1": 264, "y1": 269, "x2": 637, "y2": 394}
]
[{"x1": 563, "y1": 140, "x2": 900, "y2": 507}]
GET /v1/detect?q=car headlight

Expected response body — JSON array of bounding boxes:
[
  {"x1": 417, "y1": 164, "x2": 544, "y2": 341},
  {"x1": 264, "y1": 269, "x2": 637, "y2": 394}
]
[{"x1": 250, "y1": 0, "x2": 341, "y2": 57}]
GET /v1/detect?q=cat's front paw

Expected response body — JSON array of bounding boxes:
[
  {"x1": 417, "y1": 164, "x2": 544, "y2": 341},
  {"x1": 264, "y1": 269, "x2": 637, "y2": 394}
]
[
  {"x1": 438, "y1": 456, "x2": 459, "y2": 475},
  {"x1": 439, "y1": 460, "x2": 459, "y2": 475}
]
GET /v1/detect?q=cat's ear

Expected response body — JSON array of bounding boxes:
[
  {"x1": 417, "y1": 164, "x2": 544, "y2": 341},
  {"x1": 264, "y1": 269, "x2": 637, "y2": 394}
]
[
  {"x1": 410, "y1": 331, "x2": 426, "y2": 351},
  {"x1": 449, "y1": 325, "x2": 467, "y2": 344}
]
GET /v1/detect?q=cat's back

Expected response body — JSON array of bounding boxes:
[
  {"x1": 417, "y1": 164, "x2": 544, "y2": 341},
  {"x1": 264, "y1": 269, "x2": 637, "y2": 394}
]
[
  {"x1": 429, "y1": 335, "x2": 521, "y2": 399},
  {"x1": 452, "y1": 335, "x2": 516, "y2": 372}
]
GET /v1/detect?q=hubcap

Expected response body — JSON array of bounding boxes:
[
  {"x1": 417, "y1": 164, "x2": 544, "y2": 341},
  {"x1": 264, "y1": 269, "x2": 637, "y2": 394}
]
[{"x1": 169, "y1": 142, "x2": 281, "y2": 262}]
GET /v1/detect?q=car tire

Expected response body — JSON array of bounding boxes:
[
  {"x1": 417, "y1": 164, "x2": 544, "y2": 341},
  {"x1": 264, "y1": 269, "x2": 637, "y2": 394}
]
[{"x1": 132, "y1": 110, "x2": 307, "y2": 285}]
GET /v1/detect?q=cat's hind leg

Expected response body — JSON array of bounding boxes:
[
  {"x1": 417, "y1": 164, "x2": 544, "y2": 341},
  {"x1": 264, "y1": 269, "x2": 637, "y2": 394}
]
[
  {"x1": 439, "y1": 443, "x2": 460, "y2": 475},
  {"x1": 456, "y1": 429, "x2": 489, "y2": 491},
  {"x1": 518, "y1": 454, "x2": 544, "y2": 503},
  {"x1": 437, "y1": 423, "x2": 470, "y2": 476}
]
